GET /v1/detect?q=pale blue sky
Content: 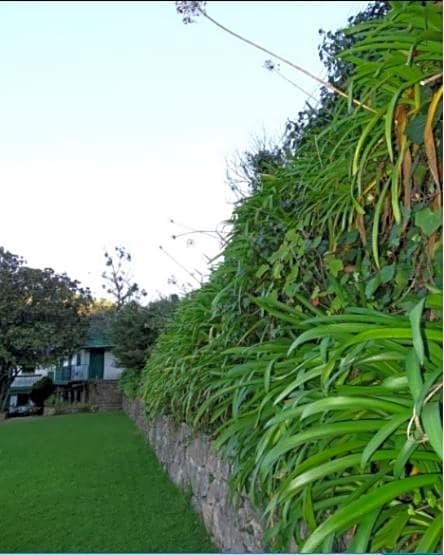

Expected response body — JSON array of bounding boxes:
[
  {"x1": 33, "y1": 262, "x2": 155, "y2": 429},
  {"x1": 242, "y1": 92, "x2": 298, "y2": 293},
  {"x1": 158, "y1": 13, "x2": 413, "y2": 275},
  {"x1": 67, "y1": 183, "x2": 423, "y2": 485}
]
[{"x1": 0, "y1": 1, "x2": 368, "y2": 298}]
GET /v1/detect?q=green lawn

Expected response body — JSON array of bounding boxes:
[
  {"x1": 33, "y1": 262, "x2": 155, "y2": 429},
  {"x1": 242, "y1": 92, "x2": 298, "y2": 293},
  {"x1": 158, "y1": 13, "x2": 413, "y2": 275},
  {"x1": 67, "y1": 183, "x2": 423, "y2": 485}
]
[{"x1": 0, "y1": 412, "x2": 216, "y2": 553}]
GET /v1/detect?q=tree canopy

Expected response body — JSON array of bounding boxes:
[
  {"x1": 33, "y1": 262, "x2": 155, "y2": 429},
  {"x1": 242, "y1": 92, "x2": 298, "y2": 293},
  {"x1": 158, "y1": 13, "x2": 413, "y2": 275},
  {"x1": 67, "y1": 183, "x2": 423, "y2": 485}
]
[
  {"x1": 102, "y1": 246, "x2": 146, "y2": 309},
  {"x1": 0, "y1": 246, "x2": 92, "y2": 407},
  {"x1": 111, "y1": 296, "x2": 179, "y2": 372}
]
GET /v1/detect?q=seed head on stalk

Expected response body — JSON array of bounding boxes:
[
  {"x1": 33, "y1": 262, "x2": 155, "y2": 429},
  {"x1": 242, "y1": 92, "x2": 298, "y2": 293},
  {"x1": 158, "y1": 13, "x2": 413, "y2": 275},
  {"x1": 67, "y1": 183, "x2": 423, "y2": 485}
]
[{"x1": 175, "y1": 1, "x2": 207, "y2": 24}]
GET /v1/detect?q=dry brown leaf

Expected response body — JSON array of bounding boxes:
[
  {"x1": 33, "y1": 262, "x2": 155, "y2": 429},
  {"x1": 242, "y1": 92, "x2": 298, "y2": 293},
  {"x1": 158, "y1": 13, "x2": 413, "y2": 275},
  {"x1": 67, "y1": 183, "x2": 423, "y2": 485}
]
[
  {"x1": 402, "y1": 148, "x2": 413, "y2": 213},
  {"x1": 424, "y1": 86, "x2": 443, "y2": 201},
  {"x1": 355, "y1": 212, "x2": 367, "y2": 245}
]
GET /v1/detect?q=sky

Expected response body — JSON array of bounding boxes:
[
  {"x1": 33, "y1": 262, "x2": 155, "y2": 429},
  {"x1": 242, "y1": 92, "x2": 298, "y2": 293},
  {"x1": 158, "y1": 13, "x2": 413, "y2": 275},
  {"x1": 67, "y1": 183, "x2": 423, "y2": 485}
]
[{"x1": 0, "y1": 0, "x2": 369, "y2": 300}]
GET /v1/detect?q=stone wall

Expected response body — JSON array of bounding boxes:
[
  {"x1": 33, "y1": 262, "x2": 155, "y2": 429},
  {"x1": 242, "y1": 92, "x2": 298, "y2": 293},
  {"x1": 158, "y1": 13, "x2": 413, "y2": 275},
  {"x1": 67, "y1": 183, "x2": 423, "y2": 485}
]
[
  {"x1": 87, "y1": 380, "x2": 122, "y2": 411},
  {"x1": 123, "y1": 397, "x2": 265, "y2": 553}
]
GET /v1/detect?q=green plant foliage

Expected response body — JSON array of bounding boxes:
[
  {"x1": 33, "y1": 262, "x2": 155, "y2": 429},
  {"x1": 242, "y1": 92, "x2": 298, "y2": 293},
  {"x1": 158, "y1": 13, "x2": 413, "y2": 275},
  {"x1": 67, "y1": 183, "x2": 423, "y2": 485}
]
[
  {"x1": 30, "y1": 376, "x2": 55, "y2": 407},
  {"x1": 208, "y1": 299, "x2": 442, "y2": 551},
  {"x1": 0, "y1": 247, "x2": 92, "y2": 409},
  {"x1": 118, "y1": 368, "x2": 143, "y2": 399},
  {"x1": 112, "y1": 296, "x2": 179, "y2": 373},
  {"x1": 142, "y1": 2, "x2": 442, "y2": 551}
]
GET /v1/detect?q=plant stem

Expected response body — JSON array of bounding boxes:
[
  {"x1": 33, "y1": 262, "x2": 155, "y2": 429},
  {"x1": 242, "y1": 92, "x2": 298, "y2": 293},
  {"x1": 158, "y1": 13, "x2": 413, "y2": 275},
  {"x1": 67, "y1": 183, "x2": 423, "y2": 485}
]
[{"x1": 199, "y1": 7, "x2": 378, "y2": 114}]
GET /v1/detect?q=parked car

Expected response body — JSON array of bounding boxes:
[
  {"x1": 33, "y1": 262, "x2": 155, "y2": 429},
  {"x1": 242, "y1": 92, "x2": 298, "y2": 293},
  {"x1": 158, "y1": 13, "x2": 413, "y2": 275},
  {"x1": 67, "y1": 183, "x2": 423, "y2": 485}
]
[{"x1": 7, "y1": 403, "x2": 41, "y2": 417}]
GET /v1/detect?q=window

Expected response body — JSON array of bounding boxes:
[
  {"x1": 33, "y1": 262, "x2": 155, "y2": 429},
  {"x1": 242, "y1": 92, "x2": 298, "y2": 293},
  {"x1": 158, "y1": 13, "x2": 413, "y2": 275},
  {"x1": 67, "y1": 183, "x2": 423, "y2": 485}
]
[{"x1": 76, "y1": 352, "x2": 81, "y2": 366}]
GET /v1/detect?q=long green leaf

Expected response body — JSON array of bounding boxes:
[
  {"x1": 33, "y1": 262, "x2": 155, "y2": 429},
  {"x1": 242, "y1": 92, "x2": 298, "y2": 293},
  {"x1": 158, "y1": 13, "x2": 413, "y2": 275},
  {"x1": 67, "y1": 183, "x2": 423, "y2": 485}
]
[
  {"x1": 300, "y1": 475, "x2": 441, "y2": 553},
  {"x1": 284, "y1": 439, "x2": 365, "y2": 477},
  {"x1": 260, "y1": 420, "x2": 385, "y2": 471},
  {"x1": 409, "y1": 298, "x2": 426, "y2": 365},
  {"x1": 422, "y1": 402, "x2": 443, "y2": 459},
  {"x1": 405, "y1": 348, "x2": 423, "y2": 402},
  {"x1": 302, "y1": 484, "x2": 317, "y2": 533},
  {"x1": 353, "y1": 113, "x2": 383, "y2": 174},
  {"x1": 371, "y1": 508, "x2": 410, "y2": 551},
  {"x1": 393, "y1": 438, "x2": 418, "y2": 478},
  {"x1": 361, "y1": 410, "x2": 411, "y2": 469},
  {"x1": 300, "y1": 395, "x2": 407, "y2": 420},
  {"x1": 372, "y1": 177, "x2": 391, "y2": 268},
  {"x1": 347, "y1": 508, "x2": 381, "y2": 553},
  {"x1": 415, "y1": 512, "x2": 443, "y2": 552},
  {"x1": 281, "y1": 451, "x2": 400, "y2": 499}
]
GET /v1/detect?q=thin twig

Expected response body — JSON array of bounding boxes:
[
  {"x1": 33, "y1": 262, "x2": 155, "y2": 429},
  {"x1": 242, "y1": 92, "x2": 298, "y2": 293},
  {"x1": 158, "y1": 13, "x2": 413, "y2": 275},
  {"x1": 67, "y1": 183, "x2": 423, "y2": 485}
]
[
  {"x1": 420, "y1": 72, "x2": 443, "y2": 86},
  {"x1": 406, "y1": 405, "x2": 424, "y2": 440},
  {"x1": 158, "y1": 245, "x2": 201, "y2": 284},
  {"x1": 268, "y1": 66, "x2": 320, "y2": 103},
  {"x1": 423, "y1": 381, "x2": 443, "y2": 404},
  {"x1": 407, "y1": 381, "x2": 442, "y2": 441}
]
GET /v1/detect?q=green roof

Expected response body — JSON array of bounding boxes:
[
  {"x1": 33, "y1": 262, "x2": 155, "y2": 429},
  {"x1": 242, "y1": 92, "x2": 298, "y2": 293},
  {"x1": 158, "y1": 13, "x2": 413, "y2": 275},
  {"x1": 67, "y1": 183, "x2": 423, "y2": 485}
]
[
  {"x1": 9, "y1": 374, "x2": 43, "y2": 394},
  {"x1": 9, "y1": 386, "x2": 33, "y2": 394},
  {"x1": 82, "y1": 330, "x2": 113, "y2": 349}
]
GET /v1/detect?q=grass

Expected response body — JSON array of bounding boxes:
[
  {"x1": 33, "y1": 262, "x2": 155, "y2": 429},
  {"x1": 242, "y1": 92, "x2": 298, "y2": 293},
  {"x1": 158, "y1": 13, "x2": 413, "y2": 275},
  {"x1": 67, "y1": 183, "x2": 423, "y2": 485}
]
[{"x1": 0, "y1": 412, "x2": 217, "y2": 553}]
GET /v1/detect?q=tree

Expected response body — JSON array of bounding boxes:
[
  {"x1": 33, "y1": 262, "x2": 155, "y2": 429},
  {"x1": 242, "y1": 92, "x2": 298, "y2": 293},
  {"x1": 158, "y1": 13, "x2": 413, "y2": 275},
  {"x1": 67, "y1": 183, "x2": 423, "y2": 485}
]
[
  {"x1": 111, "y1": 296, "x2": 179, "y2": 372},
  {"x1": 30, "y1": 376, "x2": 55, "y2": 409},
  {"x1": 102, "y1": 246, "x2": 146, "y2": 310},
  {"x1": 226, "y1": 135, "x2": 286, "y2": 198},
  {"x1": 86, "y1": 298, "x2": 116, "y2": 343},
  {"x1": 0, "y1": 247, "x2": 92, "y2": 409}
]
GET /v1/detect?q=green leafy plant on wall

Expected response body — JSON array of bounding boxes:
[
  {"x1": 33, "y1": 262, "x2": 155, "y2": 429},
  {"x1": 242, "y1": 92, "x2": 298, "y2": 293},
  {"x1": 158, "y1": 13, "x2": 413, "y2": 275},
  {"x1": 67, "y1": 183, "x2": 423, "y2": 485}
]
[{"x1": 140, "y1": 2, "x2": 442, "y2": 551}]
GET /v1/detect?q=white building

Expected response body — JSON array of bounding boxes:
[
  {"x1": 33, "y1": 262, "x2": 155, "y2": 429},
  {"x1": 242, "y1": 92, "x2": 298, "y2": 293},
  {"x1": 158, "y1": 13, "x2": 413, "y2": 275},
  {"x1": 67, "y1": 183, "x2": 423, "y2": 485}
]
[{"x1": 6, "y1": 330, "x2": 124, "y2": 413}]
